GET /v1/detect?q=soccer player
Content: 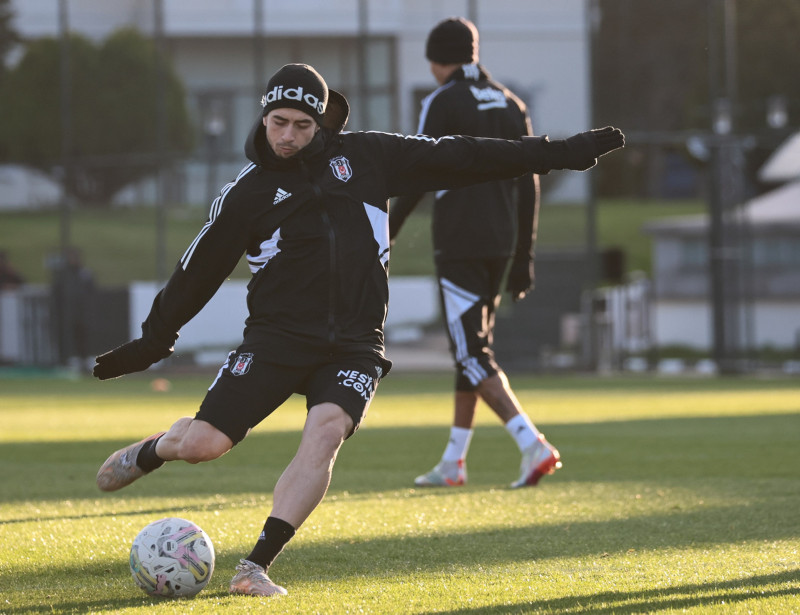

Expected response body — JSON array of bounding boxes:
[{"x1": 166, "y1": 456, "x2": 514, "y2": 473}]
[
  {"x1": 93, "y1": 63, "x2": 623, "y2": 597},
  {"x1": 391, "y1": 17, "x2": 564, "y2": 489}
]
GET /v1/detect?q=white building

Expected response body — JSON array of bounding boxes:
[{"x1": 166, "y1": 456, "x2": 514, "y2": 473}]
[
  {"x1": 644, "y1": 133, "x2": 800, "y2": 352},
  {"x1": 8, "y1": 0, "x2": 593, "y2": 206}
]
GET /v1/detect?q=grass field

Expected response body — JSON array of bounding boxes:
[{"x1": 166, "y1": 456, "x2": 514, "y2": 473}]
[
  {"x1": 0, "y1": 372, "x2": 798, "y2": 614},
  {"x1": 0, "y1": 199, "x2": 703, "y2": 286}
]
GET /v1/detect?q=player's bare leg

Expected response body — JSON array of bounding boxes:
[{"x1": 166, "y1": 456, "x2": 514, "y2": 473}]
[
  {"x1": 478, "y1": 372, "x2": 561, "y2": 487},
  {"x1": 416, "y1": 373, "x2": 523, "y2": 487},
  {"x1": 475, "y1": 372, "x2": 562, "y2": 488},
  {"x1": 476, "y1": 372, "x2": 523, "y2": 424},
  {"x1": 270, "y1": 402, "x2": 352, "y2": 528},
  {"x1": 415, "y1": 371, "x2": 561, "y2": 488},
  {"x1": 229, "y1": 403, "x2": 352, "y2": 597},
  {"x1": 453, "y1": 390, "x2": 480, "y2": 428},
  {"x1": 156, "y1": 417, "x2": 234, "y2": 463},
  {"x1": 96, "y1": 417, "x2": 233, "y2": 491}
]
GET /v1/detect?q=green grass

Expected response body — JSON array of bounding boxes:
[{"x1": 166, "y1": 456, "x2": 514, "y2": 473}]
[
  {"x1": 534, "y1": 198, "x2": 705, "y2": 275},
  {"x1": 0, "y1": 207, "x2": 251, "y2": 286},
  {"x1": 0, "y1": 199, "x2": 704, "y2": 285},
  {"x1": 1, "y1": 372, "x2": 798, "y2": 614}
]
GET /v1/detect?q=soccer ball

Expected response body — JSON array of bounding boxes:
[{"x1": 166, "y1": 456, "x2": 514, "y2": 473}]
[{"x1": 129, "y1": 517, "x2": 215, "y2": 598}]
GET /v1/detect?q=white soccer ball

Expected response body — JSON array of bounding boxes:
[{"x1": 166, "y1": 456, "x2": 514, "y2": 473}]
[{"x1": 129, "y1": 517, "x2": 215, "y2": 598}]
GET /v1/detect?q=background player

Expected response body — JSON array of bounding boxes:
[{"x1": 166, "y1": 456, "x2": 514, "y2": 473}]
[{"x1": 390, "y1": 17, "x2": 560, "y2": 489}]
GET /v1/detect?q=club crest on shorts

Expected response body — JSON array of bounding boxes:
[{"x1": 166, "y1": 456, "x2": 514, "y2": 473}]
[
  {"x1": 329, "y1": 156, "x2": 352, "y2": 182},
  {"x1": 230, "y1": 352, "x2": 254, "y2": 376}
]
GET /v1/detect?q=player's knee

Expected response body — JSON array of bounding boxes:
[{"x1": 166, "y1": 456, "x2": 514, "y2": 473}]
[
  {"x1": 305, "y1": 405, "x2": 350, "y2": 454},
  {"x1": 177, "y1": 426, "x2": 232, "y2": 464},
  {"x1": 167, "y1": 416, "x2": 195, "y2": 436},
  {"x1": 178, "y1": 439, "x2": 226, "y2": 464},
  {"x1": 316, "y1": 426, "x2": 346, "y2": 456}
]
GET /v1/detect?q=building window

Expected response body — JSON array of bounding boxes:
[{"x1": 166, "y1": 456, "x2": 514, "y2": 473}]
[
  {"x1": 680, "y1": 238, "x2": 707, "y2": 267},
  {"x1": 196, "y1": 92, "x2": 234, "y2": 157},
  {"x1": 753, "y1": 236, "x2": 800, "y2": 267}
]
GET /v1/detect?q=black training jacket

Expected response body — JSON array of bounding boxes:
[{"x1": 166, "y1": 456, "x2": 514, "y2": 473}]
[
  {"x1": 390, "y1": 64, "x2": 539, "y2": 262},
  {"x1": 145, "y1": 113, "x2": 564, "y2": 369}
]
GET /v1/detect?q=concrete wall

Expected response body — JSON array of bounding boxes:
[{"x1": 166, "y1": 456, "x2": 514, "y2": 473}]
[
  {"x1": 652, "y1": 299, "x2": 800, "y2": 350},
  {"x1": 129, "y1": 275, "x2": 439, "y2": 358}
]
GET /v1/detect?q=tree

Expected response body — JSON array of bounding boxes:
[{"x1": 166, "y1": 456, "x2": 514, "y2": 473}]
[
  {"x1": 736, "y1": 1, "x2": 800, "y2": 133},
  {"x1": 592, "y1": 0, "x2": 709, "y2": 197},
  {"x1": 0, "y1": 0, "x2": 18, "y2": 69},
  {"x1": 0, "y1": 0, "x2": 20, "y2": 158},
  {"x1": 0, "y1": 28, "x2": 194, "y2": 205}
]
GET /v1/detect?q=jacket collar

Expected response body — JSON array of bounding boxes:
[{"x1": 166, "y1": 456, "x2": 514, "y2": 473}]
[{"x1": 446, "y1": 63, "x2": 490, "y2": 83}]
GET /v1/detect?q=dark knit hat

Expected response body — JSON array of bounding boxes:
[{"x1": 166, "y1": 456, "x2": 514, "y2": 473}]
[
  {"x1": 425, "y1": 17, "x2": 479, "y2": 65},
  {"x1": 261, "y1": 63, "x2": 328, "y2": 125}
]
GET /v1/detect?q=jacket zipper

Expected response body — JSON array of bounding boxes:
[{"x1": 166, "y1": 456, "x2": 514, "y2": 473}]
[
  {"x1": 300, "y1": 160, "x2": 337, "y2": 348},
  {"x1": 320, "y1": 207, "x2": 337, "y2": 347}
]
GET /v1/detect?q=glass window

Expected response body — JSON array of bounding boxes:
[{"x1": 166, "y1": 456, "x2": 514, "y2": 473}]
[
  {"x1": 753, "y1": 237, "x2": 800, "y2": 266},
  {"x1": 753, "y1": 236, "x2": 800, "y2": 267},
  {"x1": 195, "y1": 92, "x2": 234, "y2": 156},
  {"x1": 680, "y1": 238, "x2": 707, "y2": 267}
]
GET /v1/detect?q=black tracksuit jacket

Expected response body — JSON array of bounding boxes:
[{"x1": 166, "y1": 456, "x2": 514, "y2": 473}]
[
  {"x1": 390, "y1": 64, "x2": 538, "y2": 263},
  {"x1": 144, "y1": 115, "x2": 567, "y2": 371}
]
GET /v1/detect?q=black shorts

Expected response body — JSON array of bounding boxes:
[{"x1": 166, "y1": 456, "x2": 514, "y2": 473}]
[
  {"x1": 195, "y1": 347, "x2": 384, "y2": 445},
  {"x1": 436, "y1": 257, "x2": 508, "y2": 391}
]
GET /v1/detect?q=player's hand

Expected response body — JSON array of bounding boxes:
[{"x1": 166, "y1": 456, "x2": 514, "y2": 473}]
[
  {"x1": 551, "y1": 126, "x2": 625, "y2": 171},
  {"x1": 93, "y1": 338, "x2": 174, "y2": 380},
  {"x1": 506, "y1": 254, "x2": 534, "y2": 302}
]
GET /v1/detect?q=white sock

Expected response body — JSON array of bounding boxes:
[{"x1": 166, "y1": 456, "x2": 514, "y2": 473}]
[
  {"x1": 441, "y1": 426, "x2": 473, "y2": 462},
  {"x1": 505, "y1": 414, "x2": 540, "y2": 451}
]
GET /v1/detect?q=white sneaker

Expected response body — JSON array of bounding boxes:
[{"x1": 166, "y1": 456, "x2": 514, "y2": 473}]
[
  {"x1": 511, "y1": 434, "x2": 562, "y2": 488},
  {"x1": 414, "y1": 459, "x2": 466, "y2": 487},
  {"x1": 229, "y1": 559, "x2": 287, "y2": 597}
]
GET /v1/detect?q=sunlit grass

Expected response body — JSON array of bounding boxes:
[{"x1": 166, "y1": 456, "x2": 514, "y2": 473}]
[{"x1": 0, "y1": 373, "x2": 798, "y2": 614}]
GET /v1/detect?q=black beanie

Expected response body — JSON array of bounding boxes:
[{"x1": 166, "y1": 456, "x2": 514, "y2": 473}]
[
  {"x1": 261, "y1": 63, "x2": 328, "y2": 125},
  {"x1": 425, "y1": 17, "x2": 479, "y2": 65}
]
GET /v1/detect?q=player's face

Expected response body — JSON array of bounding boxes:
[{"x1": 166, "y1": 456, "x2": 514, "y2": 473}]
[{"x1": 264, "y1": 109, "x2": 319, "y2": 158}]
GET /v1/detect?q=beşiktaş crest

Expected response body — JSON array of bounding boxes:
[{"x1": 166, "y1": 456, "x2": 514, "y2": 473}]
[
  {"x1": 329, "y1": 156, "x2": 353, "y2": 182},
  {"x1": 230, "y1": 352, "x2": 254, "y2": 376}
]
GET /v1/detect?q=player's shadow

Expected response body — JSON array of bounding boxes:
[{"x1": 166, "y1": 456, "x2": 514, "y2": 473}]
[
  {"x1": 0, "y1": 536, "x2": 795, "y2": 614},
  {"x1": 0, "y1": 411, "x2": 798, "y2": 506},
  {"x1": 413, "y1": 570, "x2": 799, "y2": 614},
  {"x1": 253, "y1": 501, "x2": 798, "y2": 577}
]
